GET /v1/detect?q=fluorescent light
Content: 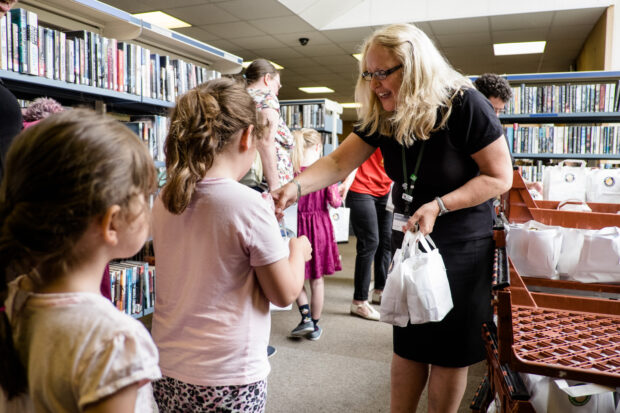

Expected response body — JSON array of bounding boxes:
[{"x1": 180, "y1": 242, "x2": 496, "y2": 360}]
[
  {"x1": 352, "y1": 53, "x2": 362, "y2": 61},
  {"x1": 242, "y1": 60, "x2": 284, "y2": 70},
  {"x1": 340, "y1": 102, "x2": 361, "y2": 108},
  {"x1": 133, "y1": 11, "x2": 191, "y2": 29},
  {"x1": 299, "y1": 86, "x2": 334, "y2": 94},
  {"x1": 493, "y1": 41, "x2": 546, "y2": 56}
]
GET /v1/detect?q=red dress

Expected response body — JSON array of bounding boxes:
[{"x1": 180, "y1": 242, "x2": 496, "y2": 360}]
[{"x1": 296, "y1": 167, "x2": 343, "y2": 279}]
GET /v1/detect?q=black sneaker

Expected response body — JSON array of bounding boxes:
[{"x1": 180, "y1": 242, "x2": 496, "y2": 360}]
[
  {"x1": 290, "y1": 320, "x2": 315, "y2": 337},
  {"x1": 267, "y1": 345, "x2": 277, "y2": 358},
  {"x1": 306, "y1": 325, "x2": 322, "y2": 341}
]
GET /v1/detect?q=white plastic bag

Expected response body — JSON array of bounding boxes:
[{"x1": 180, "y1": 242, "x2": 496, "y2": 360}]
[
  {"x1": 569, "y1": 226, "x2": 620, "y2": 283},
  {"x1": 543, "y1": 160, "x2": 588, "y2": 201},
  {"x1": 586, "y1": 168, "x2": 620, "y2": 203},
  {"x1": 379, "y1": 231, "x2": 412, "y2": 327},
  {"x1": 506, "y1": 220, "x2": 563, "y2": 279},
  {"x1": 404, "y1": 232, "x2": 453, "y2": 324},
  {"x1": 329, "y1": 206, "x2": 350, "y2": 243},
  {"x1": 557, "y1": 199, "x2": 592, "y2": 212}
]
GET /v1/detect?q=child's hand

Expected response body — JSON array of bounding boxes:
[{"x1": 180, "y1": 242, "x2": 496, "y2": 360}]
[{"x1": 290, "y1": 236, "x2": 312, "y2": 262}]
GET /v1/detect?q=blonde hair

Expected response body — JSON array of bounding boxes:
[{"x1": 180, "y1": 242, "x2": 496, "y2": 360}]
[
  {"x1": 291, "y1": 128, "x2": 322, "y2": 173},
  {"x1": 355, "y1": 23, "x2": 472, "y2": 146}
]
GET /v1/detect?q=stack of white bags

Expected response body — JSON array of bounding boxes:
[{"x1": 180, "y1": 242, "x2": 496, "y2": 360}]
[
  {"x1": 506, "y1": 220, "x2": 620, "y2": 283},
  {"x1": 543, "y1": 160, "x2": 620, "y2": 203}
]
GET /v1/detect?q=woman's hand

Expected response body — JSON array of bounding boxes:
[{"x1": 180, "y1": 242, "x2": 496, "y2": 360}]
[
  {"x1": 271, "y1": 182, "x2": 297, "y2": 220},
  {"x1": 403, "y1": 200, "x2": 440, "y2": 235}
]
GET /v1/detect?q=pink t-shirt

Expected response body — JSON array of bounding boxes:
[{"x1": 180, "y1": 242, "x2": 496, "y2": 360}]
[{"x1": 151, "y1": 178, "x2": 288, "y2": 386}]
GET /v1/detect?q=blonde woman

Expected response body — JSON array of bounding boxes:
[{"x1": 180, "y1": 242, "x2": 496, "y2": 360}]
[{"x1": 273, "y1": 23, "x2": 512, "y2": 412}]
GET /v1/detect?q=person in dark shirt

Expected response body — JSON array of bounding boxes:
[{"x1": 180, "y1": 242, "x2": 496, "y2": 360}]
[
  {"x1": 475, "y1": 73, "x2": 543, "y2": 194},
  {"x1": 273, "y1": 23, "x2": 512, "y2": 412}
]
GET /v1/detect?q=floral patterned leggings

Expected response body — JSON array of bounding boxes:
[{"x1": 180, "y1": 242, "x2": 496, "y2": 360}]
[{"x1": 153, "y1": 376, "x2": 267, "y2": 412}]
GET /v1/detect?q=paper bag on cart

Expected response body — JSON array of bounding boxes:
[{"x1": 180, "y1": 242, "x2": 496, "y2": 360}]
[
  {"x1": 380, "y1": 231, "x2": 412, "y2": 327},
  {"x1": 568, "y1": 226, "x2": 620, "y2": 283},
  {"x1": 586, "y1": 168, "x2": 620, "y2": 203},
  {"x1": 543, "y1": 159, "x2": 588, "y2": 201},
  {"x1": 547, "y1": 380, "x2": 615, "y2": 413},
  {"x1": 506, "y1": 220, "x2": 563, "y2": 279},
  {"x1": 403, "y1": 232, "x2": 453, "y2": 324}
]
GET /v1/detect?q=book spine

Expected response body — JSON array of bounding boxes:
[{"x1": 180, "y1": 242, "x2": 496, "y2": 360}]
[{"x1": 26, "y1": 10, "x2": 37, "y2": 75}]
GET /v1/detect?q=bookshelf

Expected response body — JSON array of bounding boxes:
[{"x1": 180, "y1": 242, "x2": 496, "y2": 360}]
[
  {"x1": 1, "y1": 1, "x2": 244, "y2": 321},
  {"x1": 279, "y1": 98, "x2": 343, "y2": 155},
  {"x1": 489, "y1": 71, "x2": 620, "y2": 184}
]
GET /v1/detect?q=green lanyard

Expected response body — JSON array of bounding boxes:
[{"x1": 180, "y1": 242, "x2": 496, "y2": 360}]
[{"x1": 401, "y1": 141, "x2": 425, "y2": 214}]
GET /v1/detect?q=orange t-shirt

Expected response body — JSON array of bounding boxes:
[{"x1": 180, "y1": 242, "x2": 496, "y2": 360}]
[{"x1": 349, "y1": 148, "x2": 392, "y2": 197}]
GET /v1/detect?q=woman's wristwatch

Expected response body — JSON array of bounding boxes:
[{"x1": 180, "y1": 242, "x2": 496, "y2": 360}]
[{"x1": 435, "y1": 196, "x2": 449, "y2": 216}]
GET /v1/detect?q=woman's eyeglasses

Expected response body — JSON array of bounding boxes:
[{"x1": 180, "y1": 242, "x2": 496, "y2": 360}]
[{"x1": 361, "y1": 64, "x2": 403, "y2": 81}]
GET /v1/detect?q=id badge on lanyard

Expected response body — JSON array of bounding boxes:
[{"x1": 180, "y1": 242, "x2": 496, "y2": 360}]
[{"x1": 392, "y1": 141, "x2": 425, "y2": 232}]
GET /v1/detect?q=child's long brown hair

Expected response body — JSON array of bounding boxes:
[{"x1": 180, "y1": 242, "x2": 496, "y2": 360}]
[
  {"x1": 0, "y1": 108, "x2": 157, "y2": 399},
  {"x1": 162, "y1": 77, "x2": 264, "y2": 214}
]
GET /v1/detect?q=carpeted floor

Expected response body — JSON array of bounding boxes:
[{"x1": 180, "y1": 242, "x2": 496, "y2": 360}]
[{"x1": 265, "y1": 237, "x2": 487, "y2": 413}]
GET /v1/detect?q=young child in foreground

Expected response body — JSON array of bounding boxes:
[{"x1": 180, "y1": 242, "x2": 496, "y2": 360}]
[
  {"x1": 0, "y1": 109, "x2": 161, "y2": 412},
  {"x1": 150, "y1": 78, "x2": 311, "y2": 412},
  {"x1": 289, "y1": 128, "x2": 342, "y2": 340}
]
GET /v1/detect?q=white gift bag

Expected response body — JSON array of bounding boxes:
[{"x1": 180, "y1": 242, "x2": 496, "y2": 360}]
[
  {"x1": 403, "y1": 232, "x2": 453, "y2": 324},
  {"x1": 586, "y1": 168, "x2": 620, "y2": 203},
  {"x1": 506, "y1": 220, "x2": 563, "y2": 279},
  {"x1": 329, "y1": 206, "x2": 350, "y2": 243},
  {"x1": 557, "y1": 227, "x2": 586, "y2": 276},
  {"x1": 543, "y1": 160, "x2": 588, "y2": 201},
  {"x1": 557, "y1": 199, "x2": 592, "y2": 212},
  {"x1": 379, "y1": 231, "x2": 413, "y2": 327},
  {"x1": 548, "y1": 380, "x2": 615, "y2": 413},
  {"x1": 568, "y1": 226, "x2": 620, "y2": 283}
]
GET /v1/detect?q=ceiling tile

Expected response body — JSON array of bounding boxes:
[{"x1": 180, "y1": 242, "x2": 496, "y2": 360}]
[
  {"x1": 310, "y1": 55, "x2": 358, "y2": 66},
  {"x1": 430, "y1": 17, "x2": 490, "y2": 35},
  {"x1": 252, "y1": 47, "x2": 305, "y2": 60},
  {"x1": 321, "y1": 27, "x2": 376, "y2": 43},
  {"x1": 435, "y1": 32, "x2": 490, "y2": 48},
  {"x1": 251, "y1": 16, "x2": 315, "y2": 34},
  {"x1": 229, "y1": 35, "x2": 287, "y2": 50},
  {"x1": 217, "y1": 0, "x2": 292, "y2": 20},
  {"x1": 163, "y1": 4, "x2": 238, "y2": 25},
  {"x1": 99, "y1": 0, "x2": 150, "y2": 13},
  {"x1": 295, "y1": 43, "x2": 349, "y2": 57},
  {"x1": 492, "y1": 29, "x2": 549, "y2": 43},
  {"x1": 490, "y1": 11, "x2": 554, "y2": 31},
  {"x1": 277, "y1": 57, "x2": 324, "y2": 68},
  {"x1": 547, "y1": 24, "x2": 592, "y2": 41},
  {"x1": 552, "y1": 7, "x2": 606, "y2": 26},
  {"x1": 201, "y1": 21, "x2": 266, "y2": 38},
  {"x1": 277, "y1": 31, "x2": 333, "y2": 47}
]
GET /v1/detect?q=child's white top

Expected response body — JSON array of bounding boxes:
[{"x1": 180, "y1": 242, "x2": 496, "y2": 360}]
[
  {"x1": 151, "y1": 177, "x2": 288, "y2": 386},
  {"x1": 1, "y1": 275, "x2": 161, "y2": 412}
]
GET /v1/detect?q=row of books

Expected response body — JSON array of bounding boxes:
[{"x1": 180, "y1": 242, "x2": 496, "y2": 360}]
[
  {"x1": 0, "y1": 9, "x2": 221, "y2": 102},
  {"x1": 505, "y1": 123, "x2": 620, "y2": 155},
  {"x1": 505, "y1": 82, "x2": 619, "y2": 115},
  {"x1": 280, "y1": 103, "x2": 326, "y2": 130},
  {"x1": 124, "y1": 115, "x2": 169, "y2": 163},
  {"x1": 109, "y1": 260, "x2": 155, "y2": 318}
]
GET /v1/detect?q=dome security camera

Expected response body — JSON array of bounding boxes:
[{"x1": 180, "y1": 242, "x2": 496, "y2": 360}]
[{"x1": 299, "y1": 37, "x2": 309, "y2": 46}]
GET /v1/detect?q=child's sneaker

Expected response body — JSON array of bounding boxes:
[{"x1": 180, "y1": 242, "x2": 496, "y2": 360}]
[
  {"x1": 290, "y1": 320, "x2": 315, "y2": 337},
  {"x1": 305, "y1": 325, "x2": 322, "y2": 341}
]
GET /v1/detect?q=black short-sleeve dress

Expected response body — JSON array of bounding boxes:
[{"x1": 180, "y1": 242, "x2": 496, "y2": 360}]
[{"x1": 354, "y1": 88, "x2": 505, "y2": 367}]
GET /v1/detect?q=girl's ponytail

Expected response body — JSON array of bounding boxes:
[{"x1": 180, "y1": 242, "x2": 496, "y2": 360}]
[
  {"x1": 290, "y1": 130, "x2": 306, "y2": 174},
  {"x1": 161, "y1": 78, "x2": 263, "y2": 214}
]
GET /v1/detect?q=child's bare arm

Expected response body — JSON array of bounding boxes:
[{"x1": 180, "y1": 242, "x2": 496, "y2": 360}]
[
  {"x1": 255, "y1": 236, "x2": 312, "y2": 307},
  {"x1": 83, "y1": 382, "x2": 139, "y2": 413}
]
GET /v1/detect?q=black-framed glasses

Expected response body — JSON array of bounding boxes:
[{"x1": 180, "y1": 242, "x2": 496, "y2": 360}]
[{"x1": 361, "y1": 64, "x2": 403, "y2": 81}]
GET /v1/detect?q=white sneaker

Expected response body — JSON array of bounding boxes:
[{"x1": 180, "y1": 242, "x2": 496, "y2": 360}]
[{"x1": 350, "y1": 301, "x2": 380, "y2": 321}]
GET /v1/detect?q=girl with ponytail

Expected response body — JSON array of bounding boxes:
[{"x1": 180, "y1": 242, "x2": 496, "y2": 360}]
[{"x1": 151, "y1": 78, "x2": 311, "y2": 412}]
